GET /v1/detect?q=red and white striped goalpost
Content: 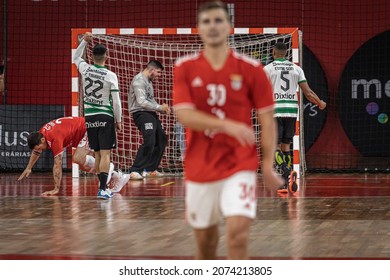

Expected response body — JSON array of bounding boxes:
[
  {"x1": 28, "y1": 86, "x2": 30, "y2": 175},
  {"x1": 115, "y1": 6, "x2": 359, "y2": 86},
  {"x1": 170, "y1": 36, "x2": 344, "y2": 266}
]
[{"x1": 71, "y1": 27, "x2": 303, "y2": 178}]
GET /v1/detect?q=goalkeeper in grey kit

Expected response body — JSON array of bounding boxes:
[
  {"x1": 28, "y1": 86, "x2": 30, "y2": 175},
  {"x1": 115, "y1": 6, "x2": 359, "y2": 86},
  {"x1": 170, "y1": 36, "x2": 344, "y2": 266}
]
[{"x1": 127, "y1": 60, "x2": 170, "y2": 180}]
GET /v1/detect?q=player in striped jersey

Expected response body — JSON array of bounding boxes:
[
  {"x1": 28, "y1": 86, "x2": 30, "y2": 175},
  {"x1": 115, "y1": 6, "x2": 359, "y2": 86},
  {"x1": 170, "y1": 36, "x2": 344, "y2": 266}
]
[
  {"x1": 74, "y1": 32, "x2": 123, "y2": 199},
  {"x1": 263, "y1": 42, "x2": 326, "y2": 193}
]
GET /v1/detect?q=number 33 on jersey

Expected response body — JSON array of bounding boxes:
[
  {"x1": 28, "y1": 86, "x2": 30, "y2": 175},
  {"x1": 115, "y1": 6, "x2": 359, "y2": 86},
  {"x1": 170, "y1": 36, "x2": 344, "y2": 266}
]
[{"x1": 173, "y1": 50, "x2": 274, "y2": 127}]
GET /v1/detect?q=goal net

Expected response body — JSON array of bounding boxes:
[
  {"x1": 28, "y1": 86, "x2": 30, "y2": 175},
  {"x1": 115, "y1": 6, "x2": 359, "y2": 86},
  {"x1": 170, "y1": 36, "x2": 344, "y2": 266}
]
[{"x1": 71, "y1": 28, "x2": 301, "y2": 176}]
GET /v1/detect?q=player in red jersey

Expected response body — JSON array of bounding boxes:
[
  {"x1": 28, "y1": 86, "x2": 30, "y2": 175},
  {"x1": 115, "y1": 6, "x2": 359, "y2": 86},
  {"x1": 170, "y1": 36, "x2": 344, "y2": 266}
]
[
  {"x1": 18, "y1": 116, "x2": 129, "y2": 195},
  {"x1": 173, "y1": 1, "x2": 283, "y2": 259}
]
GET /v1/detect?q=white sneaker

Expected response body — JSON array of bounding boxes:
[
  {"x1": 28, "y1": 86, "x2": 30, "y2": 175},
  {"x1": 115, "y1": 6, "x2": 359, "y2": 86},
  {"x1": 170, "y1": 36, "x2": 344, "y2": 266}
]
[
  {"x1": 106, "y1": 188, "x2": 114, "y2": 198},
  {"x1": 130, "y1": 171, "x2": 143, "y2": 180},
  {"x1": 142, "y1": 170, "x2": 164, "y2": 178},
  {"x1": 97, "y1": 189, "x2": 113, "y2": 199},
  {"x1": 111, "y1": 173, "x2": 130, "y2": 193}
]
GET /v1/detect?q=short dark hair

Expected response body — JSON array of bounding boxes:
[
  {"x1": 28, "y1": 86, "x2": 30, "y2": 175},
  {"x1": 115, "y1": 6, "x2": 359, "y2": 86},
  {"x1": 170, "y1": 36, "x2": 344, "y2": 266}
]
[
  {"x1": 274, "y1": 42, "x2": 287, "y2": 52},
  {"x1": 93, "y1": 44, "x2": 107, "y2": 56},
  {"x1": 92, "y1": 44, "x2": 107, "y2": 62},
  {"x1": 146, "y1": 60, "x2": 164, "y2": 71},
  {"x1": 27, "y1": 132, "x2": 44, "y2": 150},
  {"x1": 198, "y1": 1, "x2": 229, "y2": 20}
]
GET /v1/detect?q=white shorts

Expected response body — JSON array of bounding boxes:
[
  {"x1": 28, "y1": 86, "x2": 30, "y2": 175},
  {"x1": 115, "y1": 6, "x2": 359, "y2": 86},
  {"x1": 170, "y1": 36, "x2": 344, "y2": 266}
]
[{"x1": 185, "y1": 170, "x2": 257, "y2": 229}]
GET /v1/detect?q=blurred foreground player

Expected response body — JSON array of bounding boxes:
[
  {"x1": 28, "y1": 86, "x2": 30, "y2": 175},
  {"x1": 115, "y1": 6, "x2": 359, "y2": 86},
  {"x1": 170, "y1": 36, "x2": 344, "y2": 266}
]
[{"x1": 173, "y1": 1, "x2": 283, "y2": 259}]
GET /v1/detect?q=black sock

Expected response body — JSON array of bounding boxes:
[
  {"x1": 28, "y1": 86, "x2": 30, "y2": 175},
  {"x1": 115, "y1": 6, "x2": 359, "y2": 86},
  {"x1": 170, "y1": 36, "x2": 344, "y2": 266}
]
[{"x1": 99, "y1": 172, "x2": 108, "y2": 190}]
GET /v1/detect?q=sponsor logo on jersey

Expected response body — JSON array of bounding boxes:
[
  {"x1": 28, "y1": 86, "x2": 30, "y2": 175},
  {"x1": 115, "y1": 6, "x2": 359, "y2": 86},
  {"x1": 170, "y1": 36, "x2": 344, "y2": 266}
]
[
  {"x1": 230, "y1": 74, "x2": 242, "y2": 90},
  {"x1": 86, "y1": 121, "x2": 107, "y2": 128},
  {"x1": 85, "y1": 96, "x2": 104, "y2": 105},
  {"x1": 274, "y1": 92, "x2": 296, "y2": 100},
  {"x1": 85, "y1": 67, "x2": 108, "y2": 77},
  {"x1": 191, "y1": 76, "x2": 203, "y2": 87}
]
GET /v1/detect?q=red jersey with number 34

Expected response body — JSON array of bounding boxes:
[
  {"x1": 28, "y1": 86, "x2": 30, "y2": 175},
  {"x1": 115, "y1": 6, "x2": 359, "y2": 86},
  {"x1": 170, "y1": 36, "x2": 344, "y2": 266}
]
[
  {"x1": 39, "y1": 117, "x2": 86, "y2": 157},
  {"x1": 173, "y1": 50, "x2": 274, "y2": 182}
]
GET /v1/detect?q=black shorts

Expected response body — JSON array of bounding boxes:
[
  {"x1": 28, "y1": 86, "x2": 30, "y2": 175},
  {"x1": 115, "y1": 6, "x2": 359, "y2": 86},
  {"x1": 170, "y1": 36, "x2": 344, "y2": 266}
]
[
  {"x1": 85, "y1": 114, "x2": 116, "y2": 151},
  {"x1": 276, "y1": 117, "x2": 296, "y2": 144}
]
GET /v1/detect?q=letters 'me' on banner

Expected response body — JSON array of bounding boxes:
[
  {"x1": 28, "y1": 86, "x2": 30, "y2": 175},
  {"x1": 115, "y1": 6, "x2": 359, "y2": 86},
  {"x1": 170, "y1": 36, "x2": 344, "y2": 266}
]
[{"x1": 338, "y1": 31, "x2": 390, "y2": 157}]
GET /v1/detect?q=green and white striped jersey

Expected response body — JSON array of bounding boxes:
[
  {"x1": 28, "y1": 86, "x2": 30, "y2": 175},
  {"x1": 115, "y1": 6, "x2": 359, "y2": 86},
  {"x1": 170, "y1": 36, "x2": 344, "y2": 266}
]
[
  {"x1": 263, "y1": 58, "x2": 306, "y2": 118},
  {"x1": 74, "y1": 40, "x2": 122, "y2": 122}
]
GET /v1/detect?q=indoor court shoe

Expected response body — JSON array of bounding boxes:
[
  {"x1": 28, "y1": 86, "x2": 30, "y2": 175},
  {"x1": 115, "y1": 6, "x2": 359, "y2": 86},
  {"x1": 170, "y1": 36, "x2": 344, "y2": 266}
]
[
  {"x1": 288, "y1": 170, "x2": 298, "y2": 193},
  {"x1": 142, "y1": 170, "x2": 164, "y2": 178},
  {"x1": 130, "y1": 171, "x2": 143, "y2": 180},
  {"x1": 111, "y1": 172, "x2": 130, "y2": 193},
  {"x1": 97, "y1": 189, "x2": 113, "y2": 199},
  {"x1": 106, "y1": 188, "x2": 114, "y2": 198},
  {"x1": 277, "y1": 185, "x2": 288, "y2": 194}
]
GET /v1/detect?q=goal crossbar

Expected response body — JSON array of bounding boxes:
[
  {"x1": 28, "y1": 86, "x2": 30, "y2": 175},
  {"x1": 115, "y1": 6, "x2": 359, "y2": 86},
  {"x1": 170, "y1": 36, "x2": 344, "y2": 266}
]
[{"x1": 71, "y1": 27, "x2": 302, "y2": 178}]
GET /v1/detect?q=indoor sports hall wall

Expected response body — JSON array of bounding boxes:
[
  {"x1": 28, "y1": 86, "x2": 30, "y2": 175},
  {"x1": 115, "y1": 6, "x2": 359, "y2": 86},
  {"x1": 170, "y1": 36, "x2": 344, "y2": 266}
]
[{"x1": 1, "y1": 0, "x2": 389, "y2": 171}]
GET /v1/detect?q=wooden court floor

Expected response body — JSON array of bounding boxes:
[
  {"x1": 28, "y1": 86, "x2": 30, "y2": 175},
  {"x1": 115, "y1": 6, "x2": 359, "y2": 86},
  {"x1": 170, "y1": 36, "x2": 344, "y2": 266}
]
[{"x1": 0, "y1": 172, "x2": 390, "y2": 260}]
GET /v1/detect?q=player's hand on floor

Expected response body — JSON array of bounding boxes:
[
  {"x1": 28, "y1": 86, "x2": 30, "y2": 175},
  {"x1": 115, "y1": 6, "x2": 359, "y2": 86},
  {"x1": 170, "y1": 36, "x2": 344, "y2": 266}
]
[
  {"x1": 18, "y1": 169, "x2": 31, "y2": 181},
  {"x1": 42, "y1": 188, "x2": 60, "y2": 196}
]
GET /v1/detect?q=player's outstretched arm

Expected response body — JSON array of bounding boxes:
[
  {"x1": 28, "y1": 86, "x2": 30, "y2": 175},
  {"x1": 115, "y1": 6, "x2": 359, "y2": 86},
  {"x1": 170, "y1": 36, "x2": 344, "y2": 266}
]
[
  {"x1": 73, "y1": 32, "x2": 92, "y2": 68},
  {"x1": 18, "y1": 151, "x2": 41, "y2": 181},
  {"x1": 83, "y1": 32, "x2": 93, "y2": 42},
  {"x1": 176, "y1": 108, "x2": 255, "y2": 147},
  {"x1": 42, "y1": 154, "x2": 63, "y2": 196},
  {"x1": 257, "y1": 110, "x2": 284, "y2": 189},
  {"x1": 299, "y1": 82, "x2": 327, "y2": 110}
]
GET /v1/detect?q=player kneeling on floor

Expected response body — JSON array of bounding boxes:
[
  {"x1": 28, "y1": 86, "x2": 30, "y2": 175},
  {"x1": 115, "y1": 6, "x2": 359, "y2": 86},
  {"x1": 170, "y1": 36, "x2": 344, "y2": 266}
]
[{"x1": 18, "y1": 116, "x2": 130, "y2": 196}]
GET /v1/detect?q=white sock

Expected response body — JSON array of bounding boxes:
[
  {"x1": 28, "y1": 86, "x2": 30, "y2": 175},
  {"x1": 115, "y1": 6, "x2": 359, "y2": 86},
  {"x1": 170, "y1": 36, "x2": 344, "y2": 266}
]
[
  {"x1": 83, "y1": 155, "x2": 96, "y2": 174},
  {"x1": 107, "y1": 163, "x2": 114, "y2": 183},
  {"x1": 111, "y1": 170, "x2": 119, "y2": 181},
  {"x1": 83, "y1": 155, "x2": 115, "y2": 183}
]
